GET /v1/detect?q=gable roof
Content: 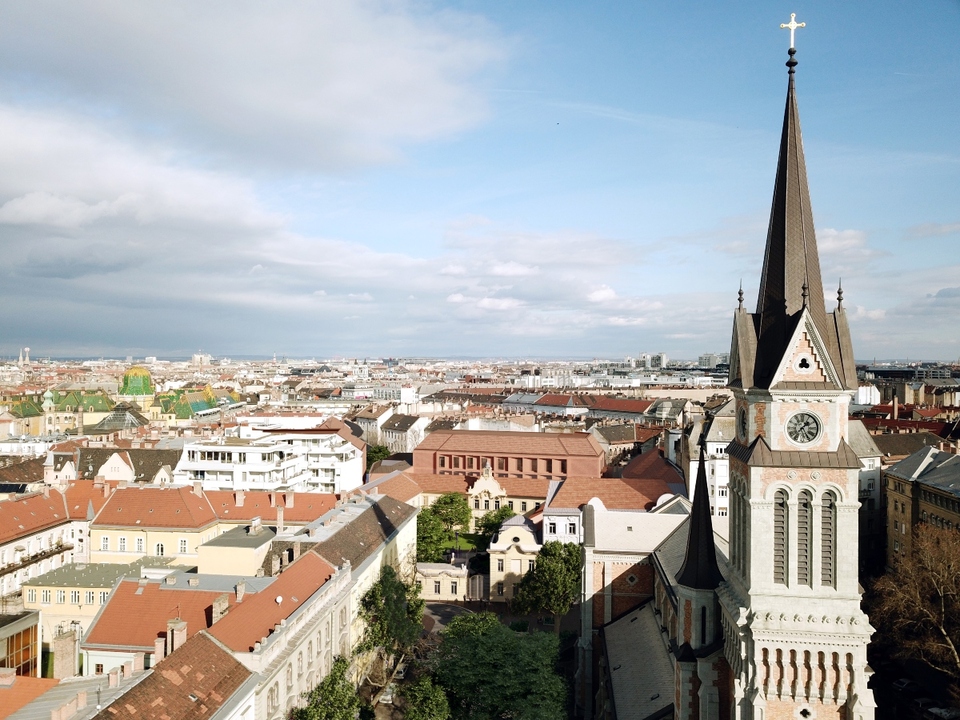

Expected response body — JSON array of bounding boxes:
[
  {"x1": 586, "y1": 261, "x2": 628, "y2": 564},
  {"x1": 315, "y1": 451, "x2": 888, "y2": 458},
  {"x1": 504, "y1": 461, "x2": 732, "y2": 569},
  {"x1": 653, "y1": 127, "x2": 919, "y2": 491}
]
[
  {"x1": 0, "y1": 490, "x2": 68, "y2": 545},
  {"x1": 205, "y1": 490, "x2": 336, "y2": 524},
  {"x1": 92, "y1": 486, "x2": 217, "y2": 530},
  {"x1": 0, "y1": 457, "x2": 45, "y2": 484},
  {"x1": 208, "y1": 552, "x2": 335, "y2": 652},
  {"x1": 548, "y1": 476, "x2": 672, "y2": 512},
  {"x1": 311, "y1": 497, "x2": 416, "y2": 570},
  {"x1": 620, "y1": 451, "x2": 684, "y2": 486},
  {"x1": 91, "y1": 632, "x2": 251, "y2": 720},
  {"x1": 415, "y1": 430, "x2": 603, "y2": 457}
]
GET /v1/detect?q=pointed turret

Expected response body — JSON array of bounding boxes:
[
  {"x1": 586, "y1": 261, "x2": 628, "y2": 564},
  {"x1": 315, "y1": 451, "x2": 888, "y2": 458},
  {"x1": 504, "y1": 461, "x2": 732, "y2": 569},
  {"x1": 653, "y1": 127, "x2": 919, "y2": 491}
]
[{"x1": 677, "y1": 444, "x2": 723, "y2": 590}]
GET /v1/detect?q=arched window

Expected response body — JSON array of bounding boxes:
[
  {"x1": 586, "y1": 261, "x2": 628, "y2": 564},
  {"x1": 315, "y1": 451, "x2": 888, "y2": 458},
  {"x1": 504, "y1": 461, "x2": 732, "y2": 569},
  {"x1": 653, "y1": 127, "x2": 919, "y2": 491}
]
[
  {"x1": 773, "y1": 489, "x2": 788, "y2": 584},
  {"x1": 797, "y1": 491, "x2": 812, "y2": 587},
  {"x1": 154, "y1": 543, "x2": 164, "y2": 557},
  {"x1": 821, "y1": 490, "x2": 837, "y2": 587}
]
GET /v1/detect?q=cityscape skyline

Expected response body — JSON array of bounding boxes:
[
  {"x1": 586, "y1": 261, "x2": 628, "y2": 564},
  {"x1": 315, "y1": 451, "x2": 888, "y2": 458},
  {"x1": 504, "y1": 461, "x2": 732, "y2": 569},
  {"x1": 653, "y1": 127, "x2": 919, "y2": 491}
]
[{"x1": 0, "y1": 2, "x2": 957, "y2": 360}]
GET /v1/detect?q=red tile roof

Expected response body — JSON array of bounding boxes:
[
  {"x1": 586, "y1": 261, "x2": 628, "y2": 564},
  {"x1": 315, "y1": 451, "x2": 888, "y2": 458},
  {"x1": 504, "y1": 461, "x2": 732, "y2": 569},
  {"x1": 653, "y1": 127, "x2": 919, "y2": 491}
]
[
  {"x1": 62, "y1": 480, "x2": 115, "y2": 520},
  {"x1": 92, "y1": 486, "x2": 217, "y2": 530},
  {"x1": 407, "y1": 473, "x2": 472, "y2": 495},
  {"x1": 415, "y1": 430, "x2": 603, "y2": 457},
  {"x1": 0, "y1": 676, "x2": 59, "y2": 720},
  {"x1": 358, "y1": 472, "x2": 423, "y2": 504},
  {"x1": 620, "y1": 451, "x2": 684, "y2": 486},
  {"x1": 205, "y1": 490, "x2": 336, "y2": 524},
  {"x1": 83, "y1": 580, "x2": 233, "y2": 651},
  {"x1": 495, "y1": 477, "x2": 551, "y2": 499},
  {"x1": 209, "y1": 552, "x2": 334, "y2": 652},
  {"x1": 0, "y1": 490, "x2": 68, "y2": 544},
  {"x1": 549, "y1": 476, "x2": 672, "y2": 512},
  {"x1": 0, "y1": 457, "x2": 45, "y2": 484},
  {"x1": 92, "y1": 632, "x2": 251, "y2": 720},
  {"x1": 587, "y1": 397, "x2": 654, "y2": 414}
]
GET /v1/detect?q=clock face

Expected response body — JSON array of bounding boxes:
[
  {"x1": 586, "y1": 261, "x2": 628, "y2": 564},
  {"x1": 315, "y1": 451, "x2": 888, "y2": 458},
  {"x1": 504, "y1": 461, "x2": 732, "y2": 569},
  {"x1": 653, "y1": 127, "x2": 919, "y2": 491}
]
[
  {"x1": 786, "y1": 412, "x2": 821, "y2": 444},
  {"x1": 737, "y1": 407, "x2": 748, "y2": 440}
]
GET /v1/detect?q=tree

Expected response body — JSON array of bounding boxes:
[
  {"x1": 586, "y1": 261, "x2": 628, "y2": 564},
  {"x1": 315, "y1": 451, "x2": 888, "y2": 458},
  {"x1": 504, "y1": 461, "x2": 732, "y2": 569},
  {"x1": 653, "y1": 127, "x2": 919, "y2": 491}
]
[
  {"x1": 401, "y1": 676, "x2": 450, "y2": 720},
  {"x1": 292, "y1": 656, "x2": 360, "y2": 720},
  {"x1": 512, "y1": 540, "x2": 581, "y2": 635},
  {"x1": 432, "y1": 612, "x2": 565, "y2": 720},
  {"x1": 871, "y1": 524, "x2": 960, "y2": 699},
  {"x1": 417, "y1": 507, "x2": 447, "y2": 563},
  {"x1": 431, "y1": 492, "x2": 472, "y2": 535},
  {"x1": 474, "y1": 506, "x2": 515, "y2": 552},
  {"x1": 366, "y1": 444, "x2": 391, "y2": 471},
  {"x1": 359, "y1": 565, "x2": 425, "y2": 655}
]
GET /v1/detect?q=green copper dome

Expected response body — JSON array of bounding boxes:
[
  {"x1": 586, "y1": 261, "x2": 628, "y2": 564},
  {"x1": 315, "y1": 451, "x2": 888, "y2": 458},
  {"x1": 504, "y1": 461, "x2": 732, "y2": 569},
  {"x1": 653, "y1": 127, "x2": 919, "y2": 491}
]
[{"x1": 120, "y1": 366, "x2": 154, "y2": 396}]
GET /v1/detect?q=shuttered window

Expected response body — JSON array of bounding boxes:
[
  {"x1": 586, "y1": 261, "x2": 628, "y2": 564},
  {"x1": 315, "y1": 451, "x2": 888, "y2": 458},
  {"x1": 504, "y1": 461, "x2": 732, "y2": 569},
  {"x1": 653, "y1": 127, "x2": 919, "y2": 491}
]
[
  {"x1": 797, "y1": 491, "x2": 812, "y2": 587},
  {"x1": 821, "y1": 491, "x2": 836, "y2": 587},
  {"x1": 774, "y1": 489, "x2": 788, "y2": 584}
]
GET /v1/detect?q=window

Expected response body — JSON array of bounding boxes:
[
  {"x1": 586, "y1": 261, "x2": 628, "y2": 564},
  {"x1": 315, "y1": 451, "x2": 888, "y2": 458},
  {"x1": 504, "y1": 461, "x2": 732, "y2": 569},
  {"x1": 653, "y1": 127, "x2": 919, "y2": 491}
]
[
  {"x1": 797, "y1": 491, "x2": 812, "y2": 587},
  {"x1": 560, "y1": 460, "x2": 567, "y2": 474},
  {"x1": 521, "y1": 502, "x2": 527, "y2": 512},
  {"x1": 56, "y1": 590, "x2": 66, "y2": 604},
  {"x1": 467, "y1": 457, "x2": 474, "y2": 469},
  {"x1": 497, "y1": 457, "x2": 506, "y2": 471},
  {"x1": 70, "y1": 590, "x2": 80, "y2": 604},
  {"x1": 508, "y1": 501, "x2": 514, "y2": 510},
  {"x1": 494, "y1": 499, "x2": 500, "y2": 510},
  {"x1": 41, "y1": 590, "x2": 51, "y2": 604},
  {"x1": 439, "y1": 456, "x2": 446, "y2": 468},
  {"x1": 548, "y1": 522, "x2": 557, "y2": 534},
  {"x1": 85, "y1": 591, "x2": 94, "y2": 605},
  {"x1": 497, "y1": 558, "x2": 504, "y2": 572},
  {"x1": 100, "y1": 591, "x2": 109, "y2": 603},
  {"x1": 286, "y1": 665, "x2": 293, "y2": 688},
  {"x1": 27, "y1": 589, "x2": 36, "y2": 603},
  {"x1": 484, "y1": 499, "x2": 490, "y2": 510},
  {"x1": 516, "y1": 458, "x2": 523, "y2": 472},
  {"x1": 100, "y1": 536, "x2": 109, "y2": 551},
  {"x1": 155, "y1": 543, "x2": 165, "y2": 557},
  {"x1": 528, "y1": 560, "x2": 534, "y2": 571},
  {"x1": 434, "y1": 581, "x2": 441, "y2": 594},
  {"x1": 497, "y1": 582, "x2": 504, "y2": 596},
  {"x1": 450, "y1": 582, "x2": 458, "y2": 595},
  {"x1": 773, "y1": 489, "x2": 788, "y2": 585},
  {"x1": 474, "y1": 498, "x2": 480, "y2": 509},
  {"x1": 297, "y1": 652, "x2": 303, "y2": 677},
  {"x1": 568, "y1": 522, "x2": 577, "y2": 534},
  {"x1": 531, "y1": 458, "x2": 538, "y2": 472},
  {"x1": 95, "y1": 664, "x2": 104, "y2": 675},
  {"x1": 136, "y1": 537, "x2": 144, "y2": 553},
  {"x1": 453, "y1": 456, "x2": 460, "y2": 469},
  {"x1": 118, "y1": 537, "x2": 126, "y2": 552},
  {"x1": 821, "y1": 491, "x2": 836, "y2": 587},
  {"x1": 545, "y1": 459, "x2": 553, "y2": 473},
  {"x1": 179, "y1": 539, "x2": 188, "y2": 554}
]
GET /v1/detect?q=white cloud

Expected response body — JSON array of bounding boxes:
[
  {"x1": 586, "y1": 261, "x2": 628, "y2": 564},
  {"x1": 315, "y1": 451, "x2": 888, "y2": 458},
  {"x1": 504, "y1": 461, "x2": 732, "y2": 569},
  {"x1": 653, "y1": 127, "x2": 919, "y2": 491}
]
[
  {"x1": 490, "y1": 261, "x2": 539, "y2": 277},
  {"x1": 587, "y1": 285, "x2": 616, "y2": 303},
  {"x1": 477, "y1": 297, "x2": 522, "y2": 310},
  {"x1": 446, "y1": 293, "x2": 467, "y2": 303}
]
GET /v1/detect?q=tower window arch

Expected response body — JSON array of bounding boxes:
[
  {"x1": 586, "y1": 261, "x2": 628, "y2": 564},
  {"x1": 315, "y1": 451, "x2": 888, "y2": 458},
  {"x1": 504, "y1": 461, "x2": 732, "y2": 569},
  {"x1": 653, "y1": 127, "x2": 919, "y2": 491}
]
[
  {"x1": 821, "y1": 490, "x2": 837, "y2": 587},
  {"x1": 797, "y1": 490, "x2": 813, "y2": 587},
  {"x1": 773, "y1": 488, "x2": 788, "y2": 585}
]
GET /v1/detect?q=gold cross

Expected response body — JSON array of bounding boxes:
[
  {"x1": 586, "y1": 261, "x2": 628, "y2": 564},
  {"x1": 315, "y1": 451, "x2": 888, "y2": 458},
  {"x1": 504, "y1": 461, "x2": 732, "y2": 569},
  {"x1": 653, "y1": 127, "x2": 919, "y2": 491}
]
[{"x1": 780, "y1": 13, "x2": 806, "y2": 49}]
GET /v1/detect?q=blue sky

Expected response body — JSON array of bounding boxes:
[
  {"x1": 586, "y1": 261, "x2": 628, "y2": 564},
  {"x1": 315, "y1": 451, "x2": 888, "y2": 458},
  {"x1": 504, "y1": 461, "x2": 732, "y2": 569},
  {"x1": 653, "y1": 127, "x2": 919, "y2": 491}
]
[{"x1": 0, "y1": 1, "x2": 957, "y2": 361}]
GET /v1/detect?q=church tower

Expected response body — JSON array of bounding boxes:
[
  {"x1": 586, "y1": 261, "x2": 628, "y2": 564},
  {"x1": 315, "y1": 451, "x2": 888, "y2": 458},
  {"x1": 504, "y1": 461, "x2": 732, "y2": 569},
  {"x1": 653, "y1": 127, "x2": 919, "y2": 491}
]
[{"x1": 720, "y1": 19, "x2": 876, "y2": 720}]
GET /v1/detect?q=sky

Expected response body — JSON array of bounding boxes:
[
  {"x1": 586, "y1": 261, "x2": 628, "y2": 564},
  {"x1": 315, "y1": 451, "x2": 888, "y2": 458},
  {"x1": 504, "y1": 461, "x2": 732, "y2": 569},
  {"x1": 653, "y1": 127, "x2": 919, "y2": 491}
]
[{"x1": 0, "y1": 1, "x2": 958, "y2": 362}]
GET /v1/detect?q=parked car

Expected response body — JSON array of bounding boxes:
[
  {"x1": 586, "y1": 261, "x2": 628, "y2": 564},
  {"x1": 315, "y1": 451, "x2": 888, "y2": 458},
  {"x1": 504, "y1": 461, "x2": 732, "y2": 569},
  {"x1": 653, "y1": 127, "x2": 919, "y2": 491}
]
[{"x1": 892, "y1": 678, "x2": 922, "y2": 695}]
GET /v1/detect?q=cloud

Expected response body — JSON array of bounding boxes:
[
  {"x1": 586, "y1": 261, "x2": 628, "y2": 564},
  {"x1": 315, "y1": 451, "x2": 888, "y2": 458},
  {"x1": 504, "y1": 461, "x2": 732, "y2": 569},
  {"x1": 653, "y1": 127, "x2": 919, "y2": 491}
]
[
  {"x1": 477, "y1": 297, "x2": 523, "y2": 310},
  {"x1": 587, "y1": 285, "x2": 617, "y2": 303},
  {"x1": 0, "y1": 1, "x2": 506, "y2": 171},
  {"x1": 906, "y1": 222, "x2": 960, "y2": 239},
  {"x1": 490, "y1": 261, "x2": 539, "y2": 277}
]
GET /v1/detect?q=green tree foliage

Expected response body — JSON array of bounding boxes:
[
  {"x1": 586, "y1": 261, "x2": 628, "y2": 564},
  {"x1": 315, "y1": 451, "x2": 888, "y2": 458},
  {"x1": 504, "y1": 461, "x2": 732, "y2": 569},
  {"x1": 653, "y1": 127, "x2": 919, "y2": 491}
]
[
  {"x1": 401, "y1": 676, "x2": 450, "y2": 720},
  {"x1": 366, "y1": 444, "x2": 391, "y2": 471},
  {"x1": 359, "y1": 565, "x2": 425, "y2": 654},
  {"x1": 871, "y1": 524, "x2": 960, "y2": 700},
  {"x1": 433, "y1": 612, "x2": 565, "y2": 720},
  {"x1": 292, "y1": 656, "x2": 360, "y2": 720},
  {"x1": 474, "y1": 506, "x2": 515, "y2": 552},
  {"x1": 512, "y1": 541, "x2": 581, "y2": 634},
  {"x1": 431, "y1": 492, "x2": 473, "y2": 535},
  {"x1": 417, "y1": 507, "x2": 448, "y2": 563}
]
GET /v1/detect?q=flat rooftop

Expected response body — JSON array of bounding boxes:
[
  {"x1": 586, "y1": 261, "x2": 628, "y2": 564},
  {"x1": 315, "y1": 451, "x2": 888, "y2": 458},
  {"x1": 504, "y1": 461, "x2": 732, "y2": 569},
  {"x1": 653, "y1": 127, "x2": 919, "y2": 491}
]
[
  {"x1": 22, "y1": 558, "x2": 174, "y2": 589},
  {"x1": 202, "y1": 524, "x2": 276, "y2": 549}
]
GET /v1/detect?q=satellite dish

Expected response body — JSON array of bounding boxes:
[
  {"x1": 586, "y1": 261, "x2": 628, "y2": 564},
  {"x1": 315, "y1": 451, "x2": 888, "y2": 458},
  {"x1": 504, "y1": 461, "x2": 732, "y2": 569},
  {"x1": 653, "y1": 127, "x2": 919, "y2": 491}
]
[{"x1": 275, "y1": 596, "x2": 283, "y2": 605}]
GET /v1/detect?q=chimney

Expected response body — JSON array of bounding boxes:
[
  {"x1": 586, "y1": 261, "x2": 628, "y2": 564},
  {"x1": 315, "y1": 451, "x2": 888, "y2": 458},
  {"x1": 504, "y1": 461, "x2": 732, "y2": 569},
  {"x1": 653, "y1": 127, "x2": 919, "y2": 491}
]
[
  {"x1": 133, "y1": 653, "x2": 145, "y2": 672},
  {"x1": 188, "y1": 577, "x2": 199, "y2": 587},
  {"x1": 285, "y1": 492, "x2": 294, "y2": 508},
  {"x1": 212, "y1": 593, "x2": 230, "y2": 624},
  {"x1": 108, "y1": 667, "x2": 120, "y2": 687},
  {"x1": 292, "y1": 541, "x2": 301, "y2": 561},
  {"x1": 154, "y1": 636, "x2": 166, "y2": 660},
  {"x1": 270, "y1": 554, "x2": 281, "y2": 576},
  {"x1": 277, "y1": 505, "x2": 285, "y2": 535},
  {"x1": 42, "y1": 486, "x2": 50, "y2": 499},
  {"x1": 167, "y1": 619, "x2": 187, "y2": 655},
  {"x1": 193, "y1": 481, "x2": 203, "y2": 497},
  {"x1": 235, "y1": 489, "x2": 245, "y2": 507},
  {"x1": 236, "y1": 580, "x2": 246, "y2": 603},
  {"x1": 122, "y1": 660, "x2": 133, "y2": 678},
  {"x1": 249, "y1": 516, "x2": 262, "y2": 535},
  {"x1": 102, "y1": 483, "x2": 111, "y2": 498},
  {"x1": 893, "y1": 394, "x2": 899, "y2": 420}
]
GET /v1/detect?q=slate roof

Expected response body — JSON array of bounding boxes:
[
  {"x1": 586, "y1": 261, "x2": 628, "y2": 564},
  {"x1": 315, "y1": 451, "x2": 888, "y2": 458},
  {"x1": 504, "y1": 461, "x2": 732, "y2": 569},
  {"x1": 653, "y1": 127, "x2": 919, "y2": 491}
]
[
  {"x1": 872, "y1": 432, "x2": 944, "y2": 459},
  {"x1": 75, "y1": 448, "x2": 183, "y2": 482},
  {"x1": 602, "y1": 603, "x2": 674, "y2": 720},
  {"x1": 382, "y1": 414, "x2": 422, "y2": 433},
  {"x1": 311, "y1": 496, "x2": 416, "y2": 570},
  {"x1": 91, "y1": 632, "x2": 251, "y2": 720},
  {"x1": 593, "y1": 424, "x2": 639, "y2": 445},
  {"x1": 676, "y1": 449, "x2": 723, "y2": 590},
  {"x1": 846, "y1": 420, "x2": 881, "y2": 460},
  {"x1": 886, "y1": 447, "x2": 960, "y2": 498},
  {"x1": 0, "y1": 457, "x2": 45, "y2": 484},
  {"x1": 726, "y1": 436, "x2": 861, "y2": 469}
]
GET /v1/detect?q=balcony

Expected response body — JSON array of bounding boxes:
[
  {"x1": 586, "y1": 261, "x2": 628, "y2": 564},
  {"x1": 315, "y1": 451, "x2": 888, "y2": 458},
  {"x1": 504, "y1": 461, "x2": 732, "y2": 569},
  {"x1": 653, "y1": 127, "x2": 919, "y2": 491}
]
[{"x1": 0, "y1": 541, "x2": 75, "y2": 579}]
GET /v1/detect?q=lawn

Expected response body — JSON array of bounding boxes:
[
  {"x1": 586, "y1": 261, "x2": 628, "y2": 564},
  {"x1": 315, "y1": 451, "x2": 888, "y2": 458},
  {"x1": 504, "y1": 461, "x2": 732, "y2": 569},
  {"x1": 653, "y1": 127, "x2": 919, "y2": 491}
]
[{"x1": 440, "y1": 533, "x2": 480, "y2": 551}]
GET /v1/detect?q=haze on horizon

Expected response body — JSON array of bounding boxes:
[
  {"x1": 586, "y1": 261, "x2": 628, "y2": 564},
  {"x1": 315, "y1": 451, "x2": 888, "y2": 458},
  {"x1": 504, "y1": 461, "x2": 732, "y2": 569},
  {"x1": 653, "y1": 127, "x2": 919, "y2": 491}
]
[{"x1": 0, "y1": 1, "x2": 957, "y2": 362}]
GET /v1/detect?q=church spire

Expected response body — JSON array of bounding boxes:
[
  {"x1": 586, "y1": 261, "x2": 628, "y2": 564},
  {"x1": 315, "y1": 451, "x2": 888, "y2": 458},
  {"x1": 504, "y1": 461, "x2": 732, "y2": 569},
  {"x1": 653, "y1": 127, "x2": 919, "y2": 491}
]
[
  {"x1": 677, "y1": 444, "x2": 723, "y2": 590},
  {"x1": 755, "y1": 45, "x2": 828, "y2": 342}
]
